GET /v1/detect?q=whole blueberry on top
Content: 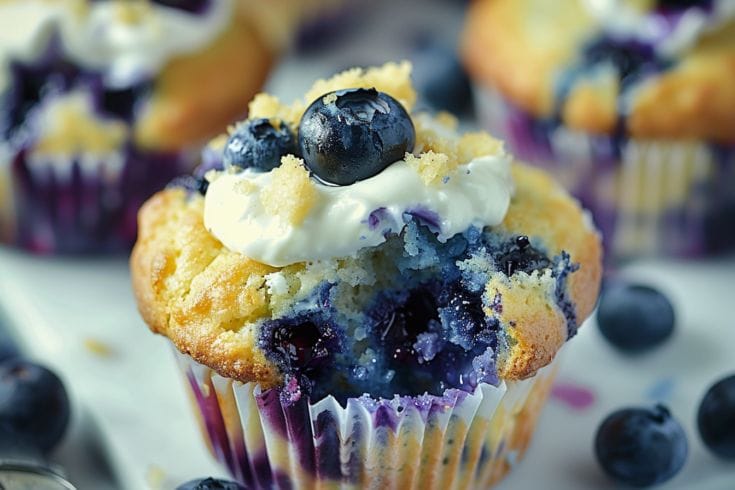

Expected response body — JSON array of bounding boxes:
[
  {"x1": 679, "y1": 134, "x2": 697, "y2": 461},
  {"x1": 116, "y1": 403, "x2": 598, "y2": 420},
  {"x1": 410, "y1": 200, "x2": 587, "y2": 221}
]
[
  {"x1": 224, "y1": 118, "x2": 296, "y2": 171},
  {"x1": 298, "y1": 88, "x2": 415, "y2": 185},
  {"x1": 596, "y1": 283, "x2": 675, "y2": 352},
  {"x1": 177, "y1": 477, "x2": 246, "y2": 490},
  {"x1": 0, "y1": 359, "x2": 70, "y2": 453},
  {"x1": 595, "y1": 404, "x2": 688, "y2": 487},
  {"x1": 697, "y1": 373, "x2": 735, "y2": 459}
]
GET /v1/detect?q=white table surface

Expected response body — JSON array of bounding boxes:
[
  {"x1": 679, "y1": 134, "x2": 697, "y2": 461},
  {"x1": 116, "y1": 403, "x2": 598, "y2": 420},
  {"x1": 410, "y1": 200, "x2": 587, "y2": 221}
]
[{"x1": 2, "y1": 1, "x2": 734, "y2": 488}]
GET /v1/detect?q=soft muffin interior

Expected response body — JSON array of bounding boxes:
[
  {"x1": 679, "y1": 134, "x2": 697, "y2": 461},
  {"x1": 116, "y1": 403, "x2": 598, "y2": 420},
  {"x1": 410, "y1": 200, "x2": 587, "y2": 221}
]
[{"x1": 256, "y1": 218, "x2": 576, "y2": 405}]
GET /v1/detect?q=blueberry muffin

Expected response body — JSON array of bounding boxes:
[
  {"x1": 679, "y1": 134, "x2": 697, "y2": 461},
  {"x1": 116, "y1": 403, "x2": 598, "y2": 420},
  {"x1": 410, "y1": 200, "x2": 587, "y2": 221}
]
[
  {"x1": 0, "y1": 0, "x2": 276, "y2": 253},
  {"x1": 131, "y1": 63, "x2": 602, "y2": 489},
  {"x1": 463, "y1": 0, "x2": 735, "y2": 258}
]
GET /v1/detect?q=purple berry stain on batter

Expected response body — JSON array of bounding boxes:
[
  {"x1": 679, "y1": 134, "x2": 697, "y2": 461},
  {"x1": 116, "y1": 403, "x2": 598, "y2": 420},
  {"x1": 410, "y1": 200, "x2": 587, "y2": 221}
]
[{"x1": 551, "y1": 381, "x2": 596, "y2": 410}]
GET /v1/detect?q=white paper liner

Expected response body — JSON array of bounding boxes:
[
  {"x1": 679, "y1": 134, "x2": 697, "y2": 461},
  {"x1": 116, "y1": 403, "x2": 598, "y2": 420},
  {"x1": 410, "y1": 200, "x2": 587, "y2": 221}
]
[
  {"x1": 474, "y1": 83, "x2": 735, "y2": 258},
  {"x1": 174, "y1": 349, "x2": 560, "y2": 489}
]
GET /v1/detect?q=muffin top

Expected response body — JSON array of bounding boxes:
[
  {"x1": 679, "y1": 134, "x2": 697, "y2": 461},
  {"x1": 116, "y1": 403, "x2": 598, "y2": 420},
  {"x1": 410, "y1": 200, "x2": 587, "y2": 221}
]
[
  {"x1": 462, "y1": 0, "x2": 735, "y2": 143},
  {"x1": 131, "y1": 63, "x2": 602, "y2": 404},
  {"x1": 0, "y1": 0, "x2": 274, "y2": 152}
]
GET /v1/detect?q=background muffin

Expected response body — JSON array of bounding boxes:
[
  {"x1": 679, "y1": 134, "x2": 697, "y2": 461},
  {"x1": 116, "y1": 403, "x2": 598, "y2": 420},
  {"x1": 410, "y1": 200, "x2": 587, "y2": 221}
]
[
  {"x1": 131, "y1": 63, "x2": 602, "y2": 489},
  {"x1": 463, "y1": 0, "x2": 735, "y2": 258},
  {"x1": 0, "y1": 0, "x2": 276, "y2": 253}
]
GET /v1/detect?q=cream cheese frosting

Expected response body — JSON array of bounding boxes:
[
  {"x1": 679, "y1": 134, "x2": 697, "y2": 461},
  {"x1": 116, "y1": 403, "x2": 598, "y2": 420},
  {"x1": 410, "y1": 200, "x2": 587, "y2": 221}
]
[
  {"x1": 0, "y1": 0, "x2": 232, "y2": 92},
  {"x1": 203, "y1": 149, "x2": 513, "y2": 268}
]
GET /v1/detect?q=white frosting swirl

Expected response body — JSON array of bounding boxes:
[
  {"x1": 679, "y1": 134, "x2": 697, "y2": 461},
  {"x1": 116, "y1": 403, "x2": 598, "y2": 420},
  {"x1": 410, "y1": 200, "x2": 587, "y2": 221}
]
[
  {"x1": 582, "y1": 0, "x2": 735, "y2": 56},
  {"x1": 203, "y1": 152, "x2": 514, "y2": 267},
  {"x1": 0, "y1": 0, "x2": 232, "y2": 91}
]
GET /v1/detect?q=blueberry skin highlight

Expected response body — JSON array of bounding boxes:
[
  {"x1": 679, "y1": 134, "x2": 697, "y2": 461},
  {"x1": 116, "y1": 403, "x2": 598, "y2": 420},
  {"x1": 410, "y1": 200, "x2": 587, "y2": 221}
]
[
  {"x1": 595, "y1": 404, "x2": 688, "y2": 487},
  {"x1": 224, "y1": 118, "x2": 296, "y2": 171},
  {"x1": 698, "y1": 373, "x2": 735, "y2": 459},
  {"x1": 0, "y1": 359, "x2": 70, "y2": 453},
  {"x1": 298, "y1": 88, "x2": 415, "y2": 185},
  {"x1": 177, "y1": 477, "x2": 246, "y2": 490},
  {"x1": 596, "y1": 283, "x2": 675, "y2": 352}
]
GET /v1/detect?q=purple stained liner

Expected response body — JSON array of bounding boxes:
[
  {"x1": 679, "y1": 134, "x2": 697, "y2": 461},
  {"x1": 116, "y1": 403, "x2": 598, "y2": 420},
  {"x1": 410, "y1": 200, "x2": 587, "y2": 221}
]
[
  {"x1": 186, "y1": 372, "x2": 237, "y2": 476},
  {"x1": 8, "y1": 144, "x2": 194, "y2": 253},
  {"x1": 1, "y1": 35, "x2": 197, "y2": 253},
  {"x1": 177, "y1": 354, "x2": 562, "y2": 488}
]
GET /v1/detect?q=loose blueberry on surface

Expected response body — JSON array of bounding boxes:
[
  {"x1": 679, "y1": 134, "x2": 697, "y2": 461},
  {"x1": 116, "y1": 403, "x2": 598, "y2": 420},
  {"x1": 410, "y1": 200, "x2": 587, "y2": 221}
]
[
  {"x1": 224, "y1": 118, "x2": 296, "y2": 171},
  {"x1": 697, "y1": 373, "x2": 735, "y2": 459},
  {"x1": 596, "y1": 283, "x2": 675, "y2": 352},
  {"x1": 595, "y1": 404, "x2": 688, "y2": 487},
  {"x1": 176, "y1": 477, "x2": 246, "y2": 490},
  {"x1": 0, "y1": 359, "x2": 70, "y2": 453},
  {"x1": 298, "y1": 88, "x2": 415, "y2": 185},
  {"x1": 411, "y1": 41, "x2": 472, "y2": 114}
]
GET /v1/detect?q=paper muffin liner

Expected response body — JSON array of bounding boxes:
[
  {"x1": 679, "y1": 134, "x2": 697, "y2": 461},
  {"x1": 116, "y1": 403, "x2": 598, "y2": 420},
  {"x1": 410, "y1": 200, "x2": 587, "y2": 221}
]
[
  {"x1": 0, "y1": 144, "x2": 195, "y2": 254},
  {"x1": 474, "y1": 84, "x2": 735, "y2": 259},
  {"x1": 173, "y1": 348, "x2": 560, "y2": 490}
]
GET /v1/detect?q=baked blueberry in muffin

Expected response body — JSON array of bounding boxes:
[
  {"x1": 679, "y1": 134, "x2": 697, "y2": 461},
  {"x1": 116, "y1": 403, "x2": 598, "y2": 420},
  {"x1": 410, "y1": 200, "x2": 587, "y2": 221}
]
[
  {"x1": 0, "y1": 0, "x2": 277, "y2": 253},
  {"x1": 132, "y1": 63, "x2": 602, "y2": 489}
]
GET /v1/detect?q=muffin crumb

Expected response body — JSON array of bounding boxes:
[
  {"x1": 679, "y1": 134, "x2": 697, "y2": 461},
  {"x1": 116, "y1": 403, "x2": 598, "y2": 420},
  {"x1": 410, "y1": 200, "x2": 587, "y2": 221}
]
[
  {"x1": 260, "y1": 155, "x2": 316, "y2": 224},
  {"x1": 406, "y1": 151, "x2": 454, "y2": 185}
]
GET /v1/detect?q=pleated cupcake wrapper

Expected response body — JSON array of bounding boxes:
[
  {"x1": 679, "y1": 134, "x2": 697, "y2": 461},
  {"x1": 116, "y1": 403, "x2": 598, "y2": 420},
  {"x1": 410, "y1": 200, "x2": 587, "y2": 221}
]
[
  {"x1": 174, "y1": 349, "x2": 560, "y2": 490},
  {"x1": 0, "y1": 144, "x2": 195, "y2": 254},
  {"x1": 475, "y1": 84, "x2": 735, "y2": 258}
]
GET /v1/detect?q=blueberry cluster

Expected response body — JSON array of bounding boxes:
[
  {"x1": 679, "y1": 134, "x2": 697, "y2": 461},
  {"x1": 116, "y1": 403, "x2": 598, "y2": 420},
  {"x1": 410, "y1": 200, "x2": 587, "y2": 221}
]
[
  {"x1": 216, "y1": 88, "x2": 415, "y2": 190},
  {"x1": 256, "y1": 222, "x2": 567, "y2": 404}
]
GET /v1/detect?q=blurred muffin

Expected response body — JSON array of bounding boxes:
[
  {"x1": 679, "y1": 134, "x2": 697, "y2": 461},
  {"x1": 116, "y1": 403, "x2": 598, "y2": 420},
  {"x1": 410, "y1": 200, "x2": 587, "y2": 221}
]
[
  {"x1": 131, "y1": 63, "x2": 602, "y2": 489},
  {"x1": 463, "y1": 0, "x2": 735, "y2": 258},
  {"x1": 0, "y1": 0, "x2": 275, "y2": 253}
]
